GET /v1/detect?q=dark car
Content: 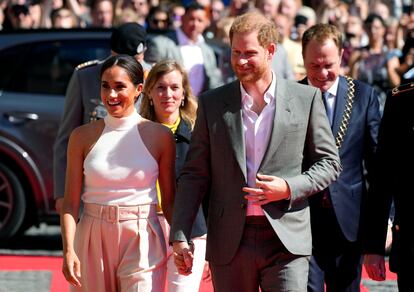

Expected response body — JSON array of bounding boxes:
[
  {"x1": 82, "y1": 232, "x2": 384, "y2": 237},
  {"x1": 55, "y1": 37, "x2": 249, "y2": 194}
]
[{"x1": 0, "y1": 29, "x2": 111, "y2": 239}]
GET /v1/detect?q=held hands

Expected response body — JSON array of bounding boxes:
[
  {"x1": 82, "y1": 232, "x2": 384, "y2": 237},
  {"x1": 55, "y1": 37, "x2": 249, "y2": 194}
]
[
  {"x1": 243, "y1": 174, "x2": 290, "y2": 205},
  {"x1": 62, "y1": 250, "x2": 81, "y2": 287},
  {"x1": 172, "y1": 241, "x2": 194, "y2": 276},
  {"x1": 363, "y1": 254, "x2": 386, "y2": 281}
]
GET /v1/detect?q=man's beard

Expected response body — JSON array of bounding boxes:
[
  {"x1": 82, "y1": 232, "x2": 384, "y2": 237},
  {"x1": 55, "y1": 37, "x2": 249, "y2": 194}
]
[{"x1": 233, "y1": 63, "x2": 267, "y2": 83}]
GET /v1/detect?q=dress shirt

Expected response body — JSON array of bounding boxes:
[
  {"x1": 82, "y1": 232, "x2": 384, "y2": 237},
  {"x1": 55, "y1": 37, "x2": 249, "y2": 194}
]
[
  {"x1": 242, "y1": 72, "x2": 277, "y2": 216},
  {"x1": 176, "y1": 28, "x2": 205, "y2": 97}
]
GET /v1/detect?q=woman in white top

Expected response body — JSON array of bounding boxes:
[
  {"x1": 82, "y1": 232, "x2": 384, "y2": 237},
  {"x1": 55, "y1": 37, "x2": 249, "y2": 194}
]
[{"x1": 60, "y1": 54, "x2": 176, "y2": 291}]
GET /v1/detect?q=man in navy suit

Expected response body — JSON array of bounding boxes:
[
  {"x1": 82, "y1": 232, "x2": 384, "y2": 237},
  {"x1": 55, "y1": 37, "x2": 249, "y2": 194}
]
[{"x1": 301, "y1": 24, "x2": 381, "y2": 291}]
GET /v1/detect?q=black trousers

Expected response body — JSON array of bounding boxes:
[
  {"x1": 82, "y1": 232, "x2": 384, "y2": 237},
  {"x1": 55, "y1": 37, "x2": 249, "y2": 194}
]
[{"x1": 308, "y1": 207, "x2": 362, "y2": 292}]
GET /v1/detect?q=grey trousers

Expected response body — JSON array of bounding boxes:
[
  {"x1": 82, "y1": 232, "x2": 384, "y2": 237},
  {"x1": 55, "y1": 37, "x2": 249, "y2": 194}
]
[{"x1": 210, "y1": 217, "x2": 309, "y2": 292}]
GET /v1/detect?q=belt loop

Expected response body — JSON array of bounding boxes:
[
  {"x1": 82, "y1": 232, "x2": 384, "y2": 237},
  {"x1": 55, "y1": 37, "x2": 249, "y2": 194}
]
[{"x1": 107, "y1": 205, "x2": 119, "y2": 223}]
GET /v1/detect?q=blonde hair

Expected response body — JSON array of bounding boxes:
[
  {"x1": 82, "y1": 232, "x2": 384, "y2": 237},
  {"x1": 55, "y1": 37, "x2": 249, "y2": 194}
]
[
  {"x1": 229, "y1": 11, "x2": 279, "y2": 48},
  {"x1": 140, "y1": 59, "x2": 197, "y2": 128}
]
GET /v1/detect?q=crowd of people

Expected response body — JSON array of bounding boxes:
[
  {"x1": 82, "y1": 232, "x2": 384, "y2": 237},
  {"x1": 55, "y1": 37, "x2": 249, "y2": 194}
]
[
  {"x1": 1, "y1": 0, "x2": 413, "y2": 86},
  {"x1": 17, "y1": 0, "x2": 411, "y2": 290}
]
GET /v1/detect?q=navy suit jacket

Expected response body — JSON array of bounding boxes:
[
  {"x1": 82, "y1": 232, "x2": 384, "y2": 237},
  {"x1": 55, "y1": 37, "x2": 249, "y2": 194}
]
[{"x1": 302, "y1": 76, "x2": 381, "y2": 242}]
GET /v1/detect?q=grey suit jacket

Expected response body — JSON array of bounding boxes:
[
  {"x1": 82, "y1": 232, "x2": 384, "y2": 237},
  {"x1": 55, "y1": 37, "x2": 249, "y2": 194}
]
[
  {"x1": 145, "y1": 32, "x2": 223, "y2": 92},
  {"x1": 170, "y1": 78, "x2": 342, "y2": 265}
]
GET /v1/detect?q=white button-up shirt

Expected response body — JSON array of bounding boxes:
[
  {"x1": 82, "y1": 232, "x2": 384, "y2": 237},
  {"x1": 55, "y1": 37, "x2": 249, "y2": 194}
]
[
  {"x1": 176, "y1": 28, "x2": 205, "y2": 97},
  {"x1": 241, "y1": 72, "x2": 277, "y2": 216}
]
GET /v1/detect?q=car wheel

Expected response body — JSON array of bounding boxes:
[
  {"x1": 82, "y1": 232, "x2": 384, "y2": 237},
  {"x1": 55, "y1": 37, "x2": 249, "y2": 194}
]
[{"x1": 0, "y1": 162, "x2": 26, "y2": 239}]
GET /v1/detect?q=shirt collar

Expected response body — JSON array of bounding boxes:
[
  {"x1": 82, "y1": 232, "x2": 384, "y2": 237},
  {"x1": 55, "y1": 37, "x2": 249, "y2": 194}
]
[
  {"x1": 327, "y1": 77, "x2": 339, "y2": 97},
  {"x1": 176, "y1": 28, "x2": 205, "y2": 46},
  {"x1": 309, "y1": 76, "x2": 340, "y2": 97},
  {"x1": 241, "y1": 71, "x2": 276, "y2": 107}
]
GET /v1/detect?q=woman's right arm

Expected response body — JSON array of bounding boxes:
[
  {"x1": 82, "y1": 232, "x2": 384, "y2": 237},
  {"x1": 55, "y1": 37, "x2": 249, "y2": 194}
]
[{"x1": 60, "y1": 127, "x2": 85, "y2": 287}]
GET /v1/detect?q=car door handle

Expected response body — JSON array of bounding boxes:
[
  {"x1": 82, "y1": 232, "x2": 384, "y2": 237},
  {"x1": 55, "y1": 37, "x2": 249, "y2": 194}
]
[{"x1": 3, "y1": 112, "x2": 39, "y2": 124}]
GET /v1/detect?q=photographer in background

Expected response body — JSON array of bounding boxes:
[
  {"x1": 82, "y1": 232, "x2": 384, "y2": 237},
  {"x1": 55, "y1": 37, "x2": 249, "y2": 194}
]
[{"x1": 398, "y1": 15, "x2": 414, "y2": 84}]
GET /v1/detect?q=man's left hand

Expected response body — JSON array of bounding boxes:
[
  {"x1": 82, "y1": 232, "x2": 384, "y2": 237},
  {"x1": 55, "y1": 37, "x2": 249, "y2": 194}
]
[{"x1": 243, "y1": 174, "x2": 290, "y2": 205}]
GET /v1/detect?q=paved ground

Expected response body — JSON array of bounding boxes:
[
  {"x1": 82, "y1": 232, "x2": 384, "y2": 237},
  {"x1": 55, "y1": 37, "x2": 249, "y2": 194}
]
[{"x1": 0, "y1": 224, "x2": 399, "y2": 292}]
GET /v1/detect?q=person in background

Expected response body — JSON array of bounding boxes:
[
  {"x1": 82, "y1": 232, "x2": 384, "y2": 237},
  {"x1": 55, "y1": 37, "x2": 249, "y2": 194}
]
[
  {"x1": 146, "y1": 4, "x2": 171, "y2": 34},
  {"x1": 341, "y1": 13, "x2": 367, "y2": 75},
  {"x1": 170, "y1": 12, "x2": 341, "y2": 291},
  {"x1": 348, "y1": 13, "x2": 391, "y2": 113},
  {"x1": 273, "y1": 13, "x2": 305, "y2": 80},
  {"x1": 0, "y1": 8, "x2": 4, "y2": 30},
  {"x1": 53, "y1": 22, "x2": 151, "y2": 213},
  {"x1": 113, "y1": 7, "x2": 139, "y2": 26},
  {"x1": 51, "y1": 7, "x2": 78, "y2": 28},
  {"x1": 397, "y1": 27, "x2": 414, "y2": 84},
  {"x1": 170, "y1": 4, "x2": 185, "y2": 29},
  {"x1": 204, "y1": 0, "x2": 226, "y2": 40},
  {"x1": 363, "y1": 81, "x2": 414, "y2": 292},
  {"x1": 255, "y1": 0, "x2": 279, "y2": 20},
  {"x1": 60, "y1": 54, "x2": 175, "y2": 291},
  {"x1": 301, "y1": 24, "x2": 381, "y2": 292},
  {"x1": 145, "y1": 2, "x2": 223, "y2": 97},
  {"x1": 90, "y1": 0, "x2": 113, "y2": 28},
  {"x1": 7, "y1": 4, "x2": 35, "y2": 29},
  {"x1": 117, "y1": 0, "x2": 149, "y2": 27},
  {"x1": 140, "y1": 59, "x2": 207, "y2": 292},
  {"x1": 66, "y1": 0, "x2": 92, "y2": 27}
]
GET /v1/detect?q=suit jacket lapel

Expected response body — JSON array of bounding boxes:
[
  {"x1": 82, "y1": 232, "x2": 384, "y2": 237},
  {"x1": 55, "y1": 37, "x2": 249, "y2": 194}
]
[
  {"x1": 332, "y1": 76, "x2": 348, "y2": 138},
  {"x1": 222, "y1": 81, "x2": 247, "y2": 181},
  {"x1": 260, "y1": 78, "x2": 291, "y2": 171}
]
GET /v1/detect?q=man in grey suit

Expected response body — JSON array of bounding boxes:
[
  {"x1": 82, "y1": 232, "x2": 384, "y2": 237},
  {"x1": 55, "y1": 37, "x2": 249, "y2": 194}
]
[
  {"x1": 53, "y1": 22, "x2": 151, "y2": 212},
  {"x1": 170, "y1": 12, "x2": 342, "y2": 291},
  {"x1": 144, "y1": 2, "x2": 223, "y2": 96}
]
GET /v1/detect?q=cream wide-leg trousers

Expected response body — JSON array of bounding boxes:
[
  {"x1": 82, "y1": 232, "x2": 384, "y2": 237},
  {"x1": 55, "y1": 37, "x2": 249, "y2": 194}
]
[
  {"x1": 158, "y1": 215, "x2": 207, "y2": 292},
  {"x1": 72, "y1": 203, "x2": 167, "y2": 292}
]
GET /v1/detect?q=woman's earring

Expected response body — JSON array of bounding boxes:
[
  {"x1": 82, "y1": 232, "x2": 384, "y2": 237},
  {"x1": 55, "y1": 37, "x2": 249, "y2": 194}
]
[
  {"x1": 149, "y1": 99, "x2": 153, "y2": 106},
  {"x1": 181, "y1": 99, "x2": 185, "y2": 107}
]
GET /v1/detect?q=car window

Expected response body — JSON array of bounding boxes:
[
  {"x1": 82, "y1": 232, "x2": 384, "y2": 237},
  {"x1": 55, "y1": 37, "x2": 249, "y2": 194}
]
[{"x1": 0, "y1": 39, "x2": 110, "y2": 95}]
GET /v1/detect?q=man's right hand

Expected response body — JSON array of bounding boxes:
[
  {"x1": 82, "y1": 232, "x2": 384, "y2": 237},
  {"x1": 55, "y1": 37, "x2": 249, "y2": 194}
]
[
  {"x1": 363, "y1": 254, "x2": 386, "y2": 281},
  {"x1": 55, "y1": 197, "x2": 64, "y2": 214},
  {"x1": 172, "y1": 241, "x2": 194, "y2": 276}
]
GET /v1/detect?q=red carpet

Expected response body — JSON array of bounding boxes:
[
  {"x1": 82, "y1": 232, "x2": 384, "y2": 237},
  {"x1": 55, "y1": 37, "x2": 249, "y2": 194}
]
[
  {"x1": 0, "y1": 255, "x2": 213, "y2": 292},
  {"x1": 0, "y1": 255, "x2": 68, "y2": 292},
  {"x1": 0, "y1": 255, "x2": 396, "y2": 291}
]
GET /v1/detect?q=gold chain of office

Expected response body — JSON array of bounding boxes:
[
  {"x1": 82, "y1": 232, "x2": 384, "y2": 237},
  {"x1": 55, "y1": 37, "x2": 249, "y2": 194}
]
[{"x1": 335, "y1": 76, "x2": 355, "y2": 149}]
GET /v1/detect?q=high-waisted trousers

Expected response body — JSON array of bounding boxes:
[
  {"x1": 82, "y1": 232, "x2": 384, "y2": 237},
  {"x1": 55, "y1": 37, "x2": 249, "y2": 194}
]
[{"x1": 72, "y1": 203, "x2": 167, "y2": 292}]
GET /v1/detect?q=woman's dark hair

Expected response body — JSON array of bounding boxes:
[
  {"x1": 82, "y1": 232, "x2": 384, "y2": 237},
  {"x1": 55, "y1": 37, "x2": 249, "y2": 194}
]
[
  {"x1": 100, "y1": 54, "x2": 144, "y2": 85},
  {"x1": 364, "y1": 13, "x2": 386, "y2": 29}
]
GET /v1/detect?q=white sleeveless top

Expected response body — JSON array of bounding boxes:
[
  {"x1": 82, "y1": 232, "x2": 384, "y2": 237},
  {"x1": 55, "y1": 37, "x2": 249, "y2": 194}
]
[{"x1": 82, "y1": 111, "x2": 159, "y2": 206}]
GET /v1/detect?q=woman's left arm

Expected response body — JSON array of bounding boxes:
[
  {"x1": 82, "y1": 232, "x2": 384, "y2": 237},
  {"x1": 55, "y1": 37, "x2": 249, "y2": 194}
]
[{"x1": 158, "y1": 128, "x2": 176, "y2": 224}]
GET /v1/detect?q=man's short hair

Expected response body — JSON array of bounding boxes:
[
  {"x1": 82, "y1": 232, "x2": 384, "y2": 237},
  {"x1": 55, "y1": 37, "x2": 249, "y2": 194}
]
[
  {"x1": 229, "y1": 11, "x2": 278, "y2": 48},
  {"x1": 302, "y1": 24, "x2": 343, "y2": 56}
]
